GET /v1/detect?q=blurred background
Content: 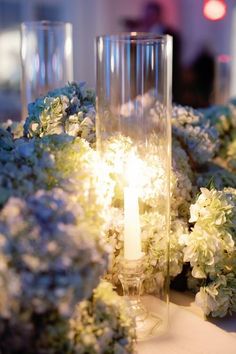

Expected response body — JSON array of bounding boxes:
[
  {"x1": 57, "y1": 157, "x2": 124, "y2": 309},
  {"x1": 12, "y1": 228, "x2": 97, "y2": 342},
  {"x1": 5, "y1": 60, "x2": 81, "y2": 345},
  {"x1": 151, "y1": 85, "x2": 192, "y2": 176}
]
[{"x1": 0, "y1": 0, "x2": 236, "y2": 120}]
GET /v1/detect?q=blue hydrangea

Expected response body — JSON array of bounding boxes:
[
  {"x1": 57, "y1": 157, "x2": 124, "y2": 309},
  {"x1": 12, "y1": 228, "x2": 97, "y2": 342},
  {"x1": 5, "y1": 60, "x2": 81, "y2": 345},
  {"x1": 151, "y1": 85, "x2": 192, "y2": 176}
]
[
  {"x1": 172, "y1": 105, "x2": 219, "y2": 165},
  {"x1": 0, "y1": 188, "x2": 109, "y2": 319},
  {"x1": 24, "y1": 82, "x2": 96, "y2": 142}
]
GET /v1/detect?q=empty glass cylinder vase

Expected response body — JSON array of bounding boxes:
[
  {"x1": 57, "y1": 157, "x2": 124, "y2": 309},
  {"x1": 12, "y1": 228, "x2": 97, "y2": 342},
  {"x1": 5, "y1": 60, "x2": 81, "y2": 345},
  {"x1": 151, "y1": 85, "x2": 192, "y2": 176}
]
[{"x1": 21, "y1": 21, "x2": 73, "y2": 120}]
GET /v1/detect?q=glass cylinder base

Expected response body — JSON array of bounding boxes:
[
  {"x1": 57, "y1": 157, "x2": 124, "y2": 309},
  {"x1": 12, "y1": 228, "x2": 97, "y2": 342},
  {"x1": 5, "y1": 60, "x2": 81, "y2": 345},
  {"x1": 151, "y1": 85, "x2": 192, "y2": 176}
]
[{"x1": 118, "y1": 256, "x2": 163, "y2": 340}]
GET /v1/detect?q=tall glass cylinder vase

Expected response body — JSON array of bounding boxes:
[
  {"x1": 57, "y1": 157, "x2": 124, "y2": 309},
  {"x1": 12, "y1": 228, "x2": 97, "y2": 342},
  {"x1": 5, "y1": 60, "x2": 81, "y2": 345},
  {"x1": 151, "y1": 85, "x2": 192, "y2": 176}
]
[
  {"x1": 20, "y1": 21, "x2": 73, "y2": 120},
  {"x1": 96, "y1": 33, "x2": 172, "y2": 339}
]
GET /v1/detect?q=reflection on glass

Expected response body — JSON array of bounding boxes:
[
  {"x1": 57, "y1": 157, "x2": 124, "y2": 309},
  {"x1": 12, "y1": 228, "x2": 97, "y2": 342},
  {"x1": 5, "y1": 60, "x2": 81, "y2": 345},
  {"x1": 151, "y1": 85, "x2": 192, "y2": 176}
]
[{"x1": 214, "y1": 54, "x2": 231, "y2": 105}]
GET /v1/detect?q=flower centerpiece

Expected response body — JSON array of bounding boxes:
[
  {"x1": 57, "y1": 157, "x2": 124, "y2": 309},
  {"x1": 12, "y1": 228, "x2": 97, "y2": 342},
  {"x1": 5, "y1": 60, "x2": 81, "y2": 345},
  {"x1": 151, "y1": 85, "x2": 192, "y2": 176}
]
[{"x1": 1, "y1": 80, "x2": 236, "y2": 352}]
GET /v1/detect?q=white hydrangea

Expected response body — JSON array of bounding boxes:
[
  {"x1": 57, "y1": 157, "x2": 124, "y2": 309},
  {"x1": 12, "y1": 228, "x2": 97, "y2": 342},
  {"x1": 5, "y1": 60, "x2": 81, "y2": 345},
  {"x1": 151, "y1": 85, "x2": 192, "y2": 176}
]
[
  {"x1": 184, "y1": 188, "x2": 235, "y2": 279},
  {"x1": 189, "y1": 188, "x2": 234, "y2": 226},
  {"x1": 195, "y1": 274, "x2": 236, "y2": 317}
]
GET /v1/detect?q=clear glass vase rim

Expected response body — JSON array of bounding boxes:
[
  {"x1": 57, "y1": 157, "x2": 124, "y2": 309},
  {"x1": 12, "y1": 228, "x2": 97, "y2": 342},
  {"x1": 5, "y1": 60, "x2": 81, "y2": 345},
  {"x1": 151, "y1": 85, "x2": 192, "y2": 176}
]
[
  {"x1": 21, "y1": 21, "x2": 72, "y2": 30},
  {"x1": 96, "y1": 32, "x2": 171, "y2": 43}
]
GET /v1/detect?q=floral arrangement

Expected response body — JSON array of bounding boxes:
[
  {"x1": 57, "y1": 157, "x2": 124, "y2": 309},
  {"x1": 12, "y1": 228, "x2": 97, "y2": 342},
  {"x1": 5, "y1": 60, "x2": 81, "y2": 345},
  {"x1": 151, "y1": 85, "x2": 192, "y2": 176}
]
[
  {"x1": 1, "y1": 81, "x2": 236, "y2": 351},
  {"x1": 0, "y1": 83, "x2": 123, "y2": 353},
  {"x1": 98, "y1": 99, "x2": 236, "y2": 316},
  {"x1": 172, "y1": 102, "x2": 236, "y2": 317}
]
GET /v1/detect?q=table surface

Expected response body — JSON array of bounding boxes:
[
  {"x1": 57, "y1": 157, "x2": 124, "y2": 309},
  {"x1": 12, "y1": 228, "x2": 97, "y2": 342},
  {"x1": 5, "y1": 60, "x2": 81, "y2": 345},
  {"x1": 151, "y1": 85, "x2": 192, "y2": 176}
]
[{"x1": 137, "y1": 291, "x2": 236, "y2": 354}]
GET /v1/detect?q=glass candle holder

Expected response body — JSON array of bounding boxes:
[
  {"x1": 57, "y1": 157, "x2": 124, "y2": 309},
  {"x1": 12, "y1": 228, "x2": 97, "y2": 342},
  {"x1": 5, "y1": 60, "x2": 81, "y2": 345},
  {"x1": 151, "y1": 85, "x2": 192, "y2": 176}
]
[
  {"x1": 96, "y1": 33, "x2": 172, "y2": 339},
  {"x1": 20, "y1": 21, "x2": 73, "y2": 120}
]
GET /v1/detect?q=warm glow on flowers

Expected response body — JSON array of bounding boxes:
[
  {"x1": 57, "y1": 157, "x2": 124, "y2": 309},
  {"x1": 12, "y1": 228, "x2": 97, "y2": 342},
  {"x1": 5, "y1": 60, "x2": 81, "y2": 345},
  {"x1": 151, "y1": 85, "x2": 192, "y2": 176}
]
[{"x1": 70, "y1": 281, "x2": 135, "y2": 353}]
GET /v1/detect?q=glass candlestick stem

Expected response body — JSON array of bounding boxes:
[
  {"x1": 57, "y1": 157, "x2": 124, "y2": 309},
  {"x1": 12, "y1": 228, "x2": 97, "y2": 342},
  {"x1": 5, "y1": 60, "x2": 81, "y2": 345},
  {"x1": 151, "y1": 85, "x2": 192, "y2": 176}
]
[
  {"x1": 119, "y1": 255, "x2": 147, "y2": 322},
  {"x1": 119, "y1": 255, "x2": 161, "y2": 340}
]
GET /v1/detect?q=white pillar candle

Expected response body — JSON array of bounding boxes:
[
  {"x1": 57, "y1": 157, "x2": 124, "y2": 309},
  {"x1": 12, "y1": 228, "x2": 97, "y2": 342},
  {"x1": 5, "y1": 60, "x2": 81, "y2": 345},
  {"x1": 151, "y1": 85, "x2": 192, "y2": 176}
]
[{"x1": 124, "y1": 185, "x2": 142, "y2": 260}]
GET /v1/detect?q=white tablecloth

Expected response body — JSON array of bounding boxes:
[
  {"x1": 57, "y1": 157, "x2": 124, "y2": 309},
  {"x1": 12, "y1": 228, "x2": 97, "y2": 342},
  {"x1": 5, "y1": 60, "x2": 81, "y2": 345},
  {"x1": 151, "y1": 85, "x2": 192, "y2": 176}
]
[{"x1": 137, "y1": 291, "x2": 236, "y2": 354}]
